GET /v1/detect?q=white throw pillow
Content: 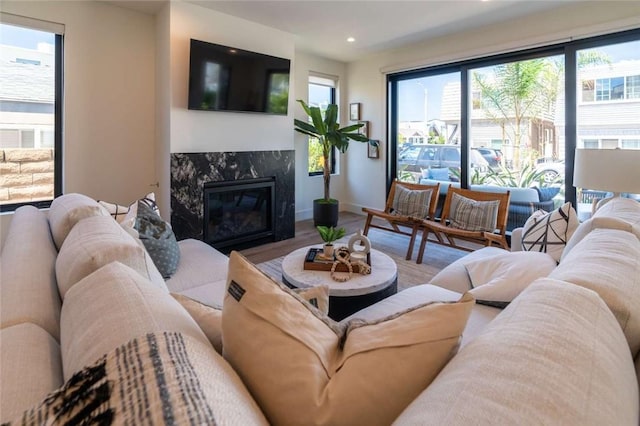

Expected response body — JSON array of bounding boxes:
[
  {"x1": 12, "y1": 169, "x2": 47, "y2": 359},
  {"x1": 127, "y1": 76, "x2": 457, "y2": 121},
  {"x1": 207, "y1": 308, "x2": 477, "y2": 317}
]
[
  {"x1": 122, "y1": 192, "x2": 161, "y2": 227},
  {"x1": 48, "y1": 193, "x2": 109, "y2": 249},
  {"x1": 521, "y1": 202, "x2": 579, "y2": 262},
  {"x1": 222, "y1": 251, "x2": 474, "y2": 426},
  {"x1": 97, "y1": 200, "x2": 129, "y2": 222},
  {"x1": 465, "y1": 251, "x2": 557, "y2": 308}
]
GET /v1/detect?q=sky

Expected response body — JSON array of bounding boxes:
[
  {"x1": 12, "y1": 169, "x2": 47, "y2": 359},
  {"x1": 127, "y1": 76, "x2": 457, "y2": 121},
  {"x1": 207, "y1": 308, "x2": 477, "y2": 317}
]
[{"x1": 0, "y1": 23, "x2": 54, "y2": 49}]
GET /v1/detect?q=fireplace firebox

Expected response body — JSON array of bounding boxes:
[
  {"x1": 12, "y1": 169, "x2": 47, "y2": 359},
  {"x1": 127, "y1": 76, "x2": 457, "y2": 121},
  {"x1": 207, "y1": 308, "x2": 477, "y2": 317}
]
[{"x1": 203, "y1": 177, "x2": 276, "y2": 250}]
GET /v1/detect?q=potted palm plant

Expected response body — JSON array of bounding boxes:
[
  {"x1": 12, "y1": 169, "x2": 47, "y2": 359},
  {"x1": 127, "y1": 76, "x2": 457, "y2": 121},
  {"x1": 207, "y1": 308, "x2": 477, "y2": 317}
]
[
  {"x1": 294, "y1": 99, "x2": 369, "y2": 227},
  {"x1": 316, "y1": 225, "x2": 346, "y2": 258}
]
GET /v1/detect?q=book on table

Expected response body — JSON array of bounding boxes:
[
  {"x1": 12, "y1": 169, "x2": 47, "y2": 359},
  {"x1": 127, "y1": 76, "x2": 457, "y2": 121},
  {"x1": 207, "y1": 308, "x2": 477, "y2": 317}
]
[{"x1": 303, "y1": 248, "x2": 371, "y2": 273}]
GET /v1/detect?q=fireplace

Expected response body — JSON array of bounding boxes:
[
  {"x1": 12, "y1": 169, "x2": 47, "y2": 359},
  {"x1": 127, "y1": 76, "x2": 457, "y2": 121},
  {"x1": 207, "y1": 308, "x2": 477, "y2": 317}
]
[{"x1": 203, "y1": 177, "x2": 276, "y2": 250}]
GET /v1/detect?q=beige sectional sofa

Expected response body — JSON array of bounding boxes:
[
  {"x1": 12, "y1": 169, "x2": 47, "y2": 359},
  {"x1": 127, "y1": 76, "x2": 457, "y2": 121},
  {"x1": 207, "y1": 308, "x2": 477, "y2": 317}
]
[{"x1": 1, "y1": 193, "x2": 639, "y2": 424}]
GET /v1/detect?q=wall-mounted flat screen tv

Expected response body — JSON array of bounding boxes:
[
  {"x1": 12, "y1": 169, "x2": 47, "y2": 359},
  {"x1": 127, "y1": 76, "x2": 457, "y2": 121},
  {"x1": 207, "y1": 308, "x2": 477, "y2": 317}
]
[{"x1": 188, "y1": 39, "x2": 290, "y2": 115}]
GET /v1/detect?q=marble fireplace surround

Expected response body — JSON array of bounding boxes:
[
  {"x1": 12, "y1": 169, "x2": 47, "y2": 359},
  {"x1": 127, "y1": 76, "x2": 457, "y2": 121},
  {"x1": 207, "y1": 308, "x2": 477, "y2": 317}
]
[{"x1": 170, "y1": 151, "x2": 295, "y2": 246}]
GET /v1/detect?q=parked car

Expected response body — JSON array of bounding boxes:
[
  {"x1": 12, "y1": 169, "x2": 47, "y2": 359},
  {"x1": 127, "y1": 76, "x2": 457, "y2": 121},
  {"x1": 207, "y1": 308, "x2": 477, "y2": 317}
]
[
  {"x1": 475, "y1": 147, "x2": 503, "y2": 168},
  {"x1": 535, "y1": 159, "x2": 565, "y2": 184},
  {"x1": 398, "y1": 144, "x2": 490, "y2": 180}
]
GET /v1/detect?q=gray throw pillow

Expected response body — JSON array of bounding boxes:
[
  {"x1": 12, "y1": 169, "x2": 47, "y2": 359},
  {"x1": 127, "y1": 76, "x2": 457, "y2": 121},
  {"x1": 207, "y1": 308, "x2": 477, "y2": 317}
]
[
  {"x1": 135, "y1": 201, "x2": 180, "y2": 278},
  {"x1": 391, "y1": 185, "x2": 433, "y2": 219},
  {"x1": 449, "y1": 193, "x2": 500, "y2": 232}
]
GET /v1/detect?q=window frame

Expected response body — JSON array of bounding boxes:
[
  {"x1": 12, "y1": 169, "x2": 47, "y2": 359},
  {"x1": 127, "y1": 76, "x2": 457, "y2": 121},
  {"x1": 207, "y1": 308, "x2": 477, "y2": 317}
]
[
  {"x1": 0, "y1": 20, "x2": 63, "y2": 212},
  {"x1": 307, "y1": 78, "x2": 337, "y2": 177},
  {"x1": 386, "y1": 27, "x2": 640, "y2": 207}
]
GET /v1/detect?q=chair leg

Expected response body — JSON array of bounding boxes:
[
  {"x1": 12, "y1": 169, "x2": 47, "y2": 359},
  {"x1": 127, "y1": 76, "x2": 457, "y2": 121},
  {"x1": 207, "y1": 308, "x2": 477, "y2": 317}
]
[
  {"x1": 363, "y1": 214, "x2": 373, "y2": 236},
  {"x1": 416, "y1": 228, "x2": 429, "y2": 264},
  {"x1": 405, "y1": 223, "x2": 419, "y2": 261}
]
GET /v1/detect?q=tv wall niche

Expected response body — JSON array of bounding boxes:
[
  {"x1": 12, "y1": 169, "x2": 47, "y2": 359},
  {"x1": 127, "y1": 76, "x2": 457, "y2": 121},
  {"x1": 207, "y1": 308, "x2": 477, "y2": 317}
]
[{"x1": 188, "y1": 39, "x2": 291, "y2": 115}]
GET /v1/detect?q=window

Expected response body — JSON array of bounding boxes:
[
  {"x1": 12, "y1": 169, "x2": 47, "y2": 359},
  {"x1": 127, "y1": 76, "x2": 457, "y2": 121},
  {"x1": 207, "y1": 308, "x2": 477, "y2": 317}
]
[
  {"x1": 0, "y1": 15, "x2": 63, "y2": 211},
  {"x1": 308, "y1": 75, "x2": 336, "y2": 176},
  {"x1": 388, "y1": 28, "x2": 640, "y2": 217}
]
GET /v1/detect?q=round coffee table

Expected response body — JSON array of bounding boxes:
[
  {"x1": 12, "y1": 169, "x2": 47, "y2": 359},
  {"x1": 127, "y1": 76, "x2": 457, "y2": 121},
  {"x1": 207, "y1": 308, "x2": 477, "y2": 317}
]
[{"x1": 281, "y1": 245, "x2": 398, "y2": 321}]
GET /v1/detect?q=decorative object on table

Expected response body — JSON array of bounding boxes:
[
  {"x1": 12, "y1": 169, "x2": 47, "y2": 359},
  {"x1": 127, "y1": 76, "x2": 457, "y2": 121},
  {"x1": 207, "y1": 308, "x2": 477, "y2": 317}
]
[
  {"x1": 367, "y1": 140, "x2": 380, "y2": 159},
  {"x1": 347, "y1": 229, "x2": 371, "y2": 263},
  {"x1": 358, "y1": 120, "x2": 369, "y2": 138},
  {"x1": 303, "y1": 248, "x2": 371, "y2": 274},
  {"x1": 294, "y1": 100, "x2": 368, "y2": 227},
  {"x1": 316, "y1": 225, "x2": 346, "y2": 258},
  {"x1": 573, "y1": 148, "x2": 640, "y2": 214},
  {"x1": 349, "y1": 102, "x2": 361, "y2": 120}
]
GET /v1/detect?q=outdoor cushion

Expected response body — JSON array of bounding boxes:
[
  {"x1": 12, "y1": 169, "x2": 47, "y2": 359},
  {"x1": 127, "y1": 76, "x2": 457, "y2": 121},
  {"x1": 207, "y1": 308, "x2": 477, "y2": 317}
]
[{"x1": 392, "y1": 185, "x2": 433, "y2": 219}]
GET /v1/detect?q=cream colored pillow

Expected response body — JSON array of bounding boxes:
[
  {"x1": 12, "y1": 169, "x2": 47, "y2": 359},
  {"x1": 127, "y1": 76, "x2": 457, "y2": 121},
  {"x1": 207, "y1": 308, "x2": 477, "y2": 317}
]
[
  {"x1": 172, "y1": 286, "x2": 329, "y2": 354},
  {"x1": 222, "y1": 251, "x2": 474, "y2": 426},
  {"x1": 48, "y1": 193, "x2": 109, "y2": 250},
  {"x1": 56, "y1": 215, "x2": 167, "y2": 299},
  {"x1": 465, "y1": 251, "x2": 557, "y2": 308}
]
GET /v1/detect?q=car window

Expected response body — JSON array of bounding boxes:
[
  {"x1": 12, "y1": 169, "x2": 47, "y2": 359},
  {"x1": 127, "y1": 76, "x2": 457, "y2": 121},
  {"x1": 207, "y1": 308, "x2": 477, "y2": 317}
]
[
  {"x1": 442, "y1": 148, "x2": 459, "y2": 162},
  {"x1": 421, "y1": 147, "x2": 437, "y2": 161},
  {"x1": 400, "y1": 146, "x2": 420, "y2": 161}
]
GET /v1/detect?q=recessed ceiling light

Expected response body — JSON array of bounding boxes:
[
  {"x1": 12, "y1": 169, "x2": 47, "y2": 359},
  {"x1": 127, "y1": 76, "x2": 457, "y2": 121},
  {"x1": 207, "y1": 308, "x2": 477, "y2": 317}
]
[{"x1": 347, "y1": 37, "x2": 355, "y2": 43}]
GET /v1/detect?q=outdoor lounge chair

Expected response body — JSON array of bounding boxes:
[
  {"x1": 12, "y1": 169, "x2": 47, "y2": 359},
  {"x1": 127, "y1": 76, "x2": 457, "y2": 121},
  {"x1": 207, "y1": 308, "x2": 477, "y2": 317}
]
[
  {"x1": 362, "y1": 179, "x2": 440, "y2": 261},
  {"x1": 416, "y1": 186, "x2": 510, "y2": 264}
]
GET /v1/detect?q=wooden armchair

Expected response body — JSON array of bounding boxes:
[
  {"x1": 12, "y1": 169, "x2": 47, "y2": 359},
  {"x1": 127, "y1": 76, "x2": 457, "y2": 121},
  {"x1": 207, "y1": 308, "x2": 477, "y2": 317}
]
[
  {"x1": 416, "y1": 186, "x2": 511, "y2": 264},
  {"x1": 362, "y1": 179, "x2": 440, "y2": 261}
]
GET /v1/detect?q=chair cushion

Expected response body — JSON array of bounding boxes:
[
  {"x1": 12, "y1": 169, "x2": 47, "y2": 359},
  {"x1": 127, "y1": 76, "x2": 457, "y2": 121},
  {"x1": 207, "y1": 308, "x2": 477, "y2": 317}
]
[
  {"x1": 222, "y1": 251, "x2": 473, "y2": 426},
  {"x1": 48, "y1": 193, "x2": 109, "y2": 250},
  {"x1": 449, "y1": 192, "x2": 499, "y2": 232},
  {"x1": 521, "y1": 202, "x2": 579, "y2": 262},
  {"x1": 56, "y1": 215, "x2": 167, "y2": 299},
  {"x1": 0, "y1": 323, "x2": 63, "y2": 423},
  {"x1": 394, "y1": 279, "x2": 639, "y2": 425},
  {"x1": 392, "y1": 185, "x2": 432, "y2": 219},
  {"x1": 165, "y1": 239, "x2": 230, "y2": 294},
  {"x1": 60, "y1": 261, "x2": 210, "y2": 379}
]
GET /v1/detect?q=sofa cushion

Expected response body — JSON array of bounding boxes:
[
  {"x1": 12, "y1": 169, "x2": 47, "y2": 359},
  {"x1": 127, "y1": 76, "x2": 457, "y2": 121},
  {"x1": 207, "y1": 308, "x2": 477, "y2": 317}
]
[
  {"x1": 0, "y1": 323, "x2": 63, "y2": 423},
  {"x1": 561, "y1": 216, "x2": 640, "y2": 261},
  {"x1": 392, "y1": 185, "x2": 432, "y2": 219},
  {"x1": 134, "y1": 200, "x2": 180, "y2": 278},
  {"x1": 165, "y1": 239, "x2": 230, "y2": 294},
  {"x1": 471, "y1": 185, "x2": 539, "y2": 203},
  {"x1": 393, "y1": 279, "x2": 639, "y2": 425},
  {"x1": 60, "y1": 262, "x2": 210, "y2": 379},
  {"x1": 521, "y1": 201, "x2": 579, "y2": 262},
  {"x1": 10, "y1": 332, "x2": 268, "y2": 425},
  {"x1": 56, "y1": 215, "x2": 166, "y2": 299},
  {"x1": 593, "y1": 196, "x2": 640, "y2": 226},
  {"x1": 0, "y1": 206, "x2": 61, "y2": 341},
  {"x1": 550, "y1": 228, "x2": 640, "y2": 357},
  {"x1": 428, "y1": 246, "x2": 506, "y2": 294},
  {"x1": 48, "y1": 193, "x2": 109, "y2": 250},
  {"x1": 465, "y1": 251, "x2": 557, "y2": 308},
  {"x1": 449, "y1": 192, "x2": 499, "y2": 232},
  {"x1": 222, "y1": 251, "x2": 474, "y2": 426}
]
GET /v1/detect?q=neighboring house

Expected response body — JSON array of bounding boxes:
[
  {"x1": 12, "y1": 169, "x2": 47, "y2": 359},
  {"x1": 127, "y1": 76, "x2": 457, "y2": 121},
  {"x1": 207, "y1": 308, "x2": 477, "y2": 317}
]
[
  {"x1": 0, "y1": 44, "x2": 54, "y2": 149},
  {"x1": 555, "y1": 60, "x2": 640, "y2": 156}
]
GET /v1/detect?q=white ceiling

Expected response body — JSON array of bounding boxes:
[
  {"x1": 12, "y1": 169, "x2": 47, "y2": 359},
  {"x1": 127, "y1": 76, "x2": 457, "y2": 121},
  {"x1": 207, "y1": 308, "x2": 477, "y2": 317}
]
[{"x1": 107, "y1": 0, "x2": 580, "y2": 62}]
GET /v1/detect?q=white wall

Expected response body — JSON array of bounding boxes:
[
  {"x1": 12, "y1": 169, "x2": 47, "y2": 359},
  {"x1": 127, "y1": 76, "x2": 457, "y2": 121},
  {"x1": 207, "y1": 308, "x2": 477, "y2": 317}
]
[
  {"x1": 168, "y1": 2, "x2": 295, "y2": 154},
  {"x1": 293, "y1": 51, "x2": 348, "y2": 221},
  {"x1": 343, "y1": 1, "x2": 640, "y2": 215},
  {"x1": 0, "y1": 1, "x2": 157, "y2": 245}
]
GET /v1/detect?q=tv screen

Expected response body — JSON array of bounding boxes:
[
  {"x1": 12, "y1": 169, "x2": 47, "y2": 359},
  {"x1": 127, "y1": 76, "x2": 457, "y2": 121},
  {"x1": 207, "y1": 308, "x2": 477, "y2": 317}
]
[{"x1": 188, "y1": 39, "x2": 290, "y2": 115}]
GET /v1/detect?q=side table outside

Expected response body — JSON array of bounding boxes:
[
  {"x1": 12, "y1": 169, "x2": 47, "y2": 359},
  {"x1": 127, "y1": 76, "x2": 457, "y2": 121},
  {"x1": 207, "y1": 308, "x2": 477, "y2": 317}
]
[{"x1": 281, "y1": 245, "x2": 398, "y2": 321}]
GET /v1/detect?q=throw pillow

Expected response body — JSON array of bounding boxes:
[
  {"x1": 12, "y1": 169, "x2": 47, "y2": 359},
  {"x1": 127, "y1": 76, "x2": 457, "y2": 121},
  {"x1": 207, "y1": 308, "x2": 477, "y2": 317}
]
[
  {"x1": 97, "y1": 200, "x2": 129, "y2": 222},
  {"x1": 135, "y1": 201, "x2": 180, "y2": 278},
  {"x1": 392, "y1": 185, "x2": 433, "y2": 219},
  {"x1": 521, "y1": 202, "x2": 579, "y2": 262},
  {"x1": 534, "y1": 186, "x2": 561, "y2": 202},
  {"x1": 449, "y1": 192, "x2": 500, "y2": 232},
  {"x1": 222, "y1": 251, "x2": 474, "y2": 426},
  {"x1": 122, "y1": 192, "x2": 161, "y2": 230},
  {"x1": 48, "y1": 193, "x2": 110, "y2": 250},
  {"x1": 172, "y1": 286, "x2": 329, "y2": 355},
  {"x1": 464, "y1": 251, "x2": 557, "y2": 308},
  {"x1": 428, "y1": 168, "x2": 450, "y2": 181}
]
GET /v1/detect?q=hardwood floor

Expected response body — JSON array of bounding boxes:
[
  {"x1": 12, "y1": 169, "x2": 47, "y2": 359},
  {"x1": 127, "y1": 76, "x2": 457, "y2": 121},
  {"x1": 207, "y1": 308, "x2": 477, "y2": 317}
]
[{"x1": 240, "y1": 211, "x2": 368, "y2": 264}]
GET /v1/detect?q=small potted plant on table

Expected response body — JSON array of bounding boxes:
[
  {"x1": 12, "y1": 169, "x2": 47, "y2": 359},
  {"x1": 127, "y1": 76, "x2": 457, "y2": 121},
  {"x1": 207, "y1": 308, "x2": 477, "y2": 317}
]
[{"x1": 317, "y1": 225, "x2": 346, "y2": 258}]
